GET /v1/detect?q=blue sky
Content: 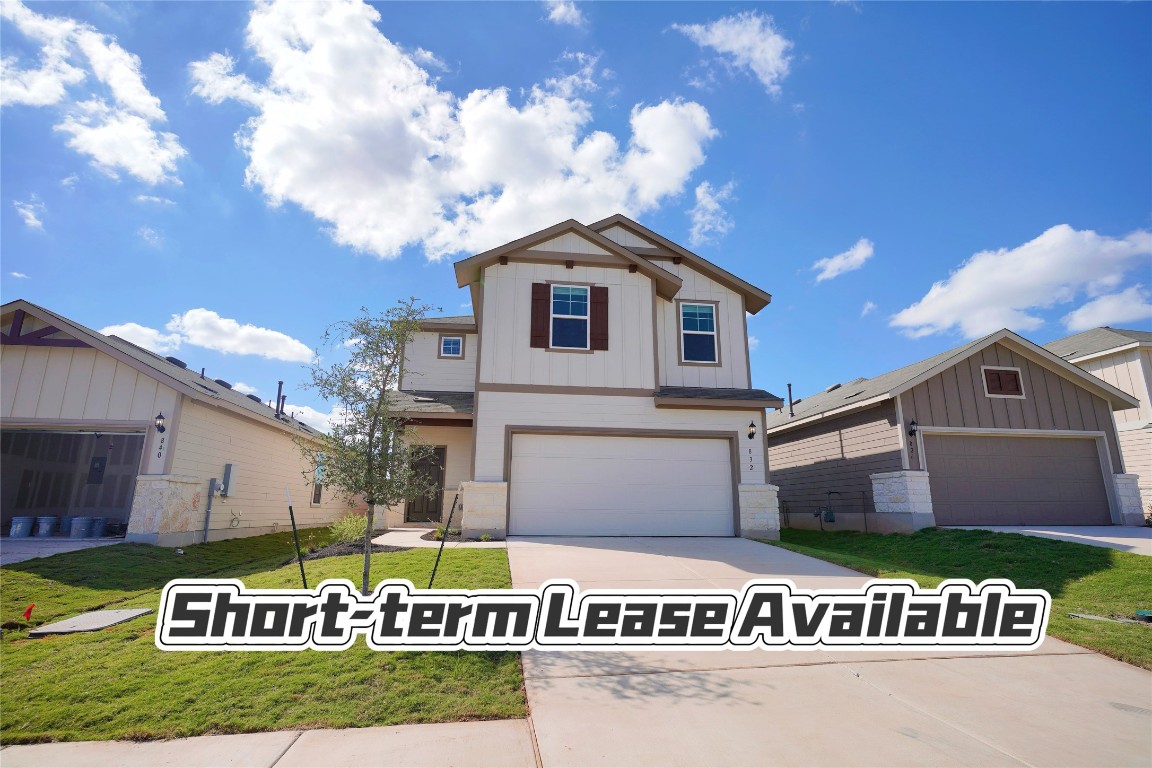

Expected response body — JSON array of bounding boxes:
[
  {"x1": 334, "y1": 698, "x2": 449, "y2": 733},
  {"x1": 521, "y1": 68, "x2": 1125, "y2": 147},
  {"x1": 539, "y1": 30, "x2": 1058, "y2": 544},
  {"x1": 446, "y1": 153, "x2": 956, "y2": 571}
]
[{"x1": 3, "y1": 1, "x2": 1150, "y2": 429}]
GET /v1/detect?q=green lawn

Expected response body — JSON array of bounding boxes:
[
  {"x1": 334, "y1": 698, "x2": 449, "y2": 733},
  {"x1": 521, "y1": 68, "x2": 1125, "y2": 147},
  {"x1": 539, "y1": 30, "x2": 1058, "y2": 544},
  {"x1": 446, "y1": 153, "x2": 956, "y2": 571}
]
[
  {"x1": 0, "y1": 534, "x2": 525, "y2": 744},
  {"x1": 769, "y1": 528, "x2": 1152, "y2": 669}
]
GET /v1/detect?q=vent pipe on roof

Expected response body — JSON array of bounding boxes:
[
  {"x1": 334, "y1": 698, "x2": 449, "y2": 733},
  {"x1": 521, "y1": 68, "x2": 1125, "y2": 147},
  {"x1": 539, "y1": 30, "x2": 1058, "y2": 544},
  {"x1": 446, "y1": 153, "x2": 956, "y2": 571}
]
[
  {"x1": 275, "y1": 381, "x2": 284, "y2": 416},
  {"x1": 279, "y1": 394, "x2": 287, "y2": 418},
  {"x1": 200, "y1": 367, "x2": 206, "y2": 379},
  {"x1": 787, "y1": 383, "x2": 794, "y2": 418}
]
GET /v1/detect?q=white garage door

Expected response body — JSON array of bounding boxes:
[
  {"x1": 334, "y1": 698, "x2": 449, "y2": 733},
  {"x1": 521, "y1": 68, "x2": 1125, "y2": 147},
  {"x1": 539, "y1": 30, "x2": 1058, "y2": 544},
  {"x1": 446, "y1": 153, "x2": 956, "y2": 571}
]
[{"x1": 509, "y1": 434, "x2": 735, "y2": 536}]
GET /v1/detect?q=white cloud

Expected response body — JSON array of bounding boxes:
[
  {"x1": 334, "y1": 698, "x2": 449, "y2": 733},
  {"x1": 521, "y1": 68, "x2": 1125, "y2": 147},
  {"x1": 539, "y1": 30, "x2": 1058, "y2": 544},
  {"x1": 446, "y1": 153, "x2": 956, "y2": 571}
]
[
  {"x1": 135, "y1": 194, "x2": 173, "y2": 205},
  {"x1": 284, "y1": 403, "x2": 345, "y2": 433},
  {"x1": 688, "y1": 180, "x2": 735, "y2": 246},
  {"x1": 10, "y1": 272, "x2": 30, "y2": 279},
  {"x1": 101, "y1": 309, "x2": 314, "y2": 362},
  {"x1": 60, "y1": 173, "x2": 79, "y2": 187},
  {"x1": 860, "y1": 300, "x2": 877, "y2": 317},
  {"x1": 137, "y1": 226, "x2": 161, "y2": 247},
  {"x1": 890, "y1": 225, "x2": 1152, "y2": 339},
  {"x1": 190, "y1": 0, "x2": 716, "y2": 260},
  {"x1": 673, "y1": 11, "x2": 793, "y2": 95},
  {"x1": 812, "y1": 238, "x2": 873, "y2": 282},
  {"x1": 748, "y1": 335, "x2": 760, "y2": 351},
  {"x1": 545, "y1": 0, "x2": 585, "y2": 27},
  {"x1": 166, "y1": 309, "x2": 314, "y2": 362},
  {"x1": 100, "y1": 321, "x2": 183, "y2": 354},
  {"x1": 1062, "y1": 285, "x2": 1152, "y2": 332},
  {"x1": 13, "y1": 197, "x2": 45, "y2": 229},
  {"x1": 232, "y1": 381, "x2": 259, "y2": 395},
  {"x1": 0, "y1": 1, "x2": 185, "y2": 184}
]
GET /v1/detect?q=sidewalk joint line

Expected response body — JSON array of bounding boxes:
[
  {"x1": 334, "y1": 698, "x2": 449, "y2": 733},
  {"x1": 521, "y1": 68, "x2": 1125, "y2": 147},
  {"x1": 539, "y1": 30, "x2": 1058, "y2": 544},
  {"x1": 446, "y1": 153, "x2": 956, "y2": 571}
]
[{"x1": 269, "y1": 730, "x2": 303, "y2": 767}]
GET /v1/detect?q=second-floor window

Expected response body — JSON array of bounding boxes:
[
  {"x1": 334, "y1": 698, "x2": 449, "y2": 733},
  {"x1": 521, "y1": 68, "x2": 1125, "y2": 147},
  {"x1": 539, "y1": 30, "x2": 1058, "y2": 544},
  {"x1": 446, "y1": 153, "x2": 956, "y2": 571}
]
[
  {"x1": 439, "y1": 335, "x2": 463, "y2": 358},
  {"x1": 551, "y1": 285, "x2": 589, "y2": 349},
  {"x1": 681, "y1": 302, "x2": 718, "y2": 363}
]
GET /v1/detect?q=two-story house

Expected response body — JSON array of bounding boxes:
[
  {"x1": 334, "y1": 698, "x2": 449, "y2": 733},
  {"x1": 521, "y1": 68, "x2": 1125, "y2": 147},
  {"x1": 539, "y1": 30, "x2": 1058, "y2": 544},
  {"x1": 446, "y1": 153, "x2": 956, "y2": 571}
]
[
  {"x1": 384, "y1": 215, "x2": 783, "y2": 539},
  {"x1": 1045, "y1": 327, "x2": 1152, "y2": 517}
]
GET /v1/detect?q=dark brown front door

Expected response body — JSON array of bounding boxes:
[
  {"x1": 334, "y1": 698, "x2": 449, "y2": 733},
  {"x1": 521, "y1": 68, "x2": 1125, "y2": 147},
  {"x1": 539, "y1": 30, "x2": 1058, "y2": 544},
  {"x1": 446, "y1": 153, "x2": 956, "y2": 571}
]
[{"x1": 405, "y1": 447, "x2": 446, "y2": 524}]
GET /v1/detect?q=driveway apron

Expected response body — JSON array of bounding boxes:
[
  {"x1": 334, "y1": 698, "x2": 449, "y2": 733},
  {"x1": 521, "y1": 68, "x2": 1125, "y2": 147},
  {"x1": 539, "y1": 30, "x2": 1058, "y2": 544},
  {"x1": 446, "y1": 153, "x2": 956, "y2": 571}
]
[{"x1": 508, "y1": 536, "x2": 1152, "y2": 767}]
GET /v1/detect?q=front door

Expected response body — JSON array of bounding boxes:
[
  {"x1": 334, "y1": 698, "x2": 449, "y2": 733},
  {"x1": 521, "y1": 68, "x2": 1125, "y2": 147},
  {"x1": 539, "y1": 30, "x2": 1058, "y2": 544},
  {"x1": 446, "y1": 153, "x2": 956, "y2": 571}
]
[{"x1": 405, "y1": 446, "x2": 446, "y2": 524}]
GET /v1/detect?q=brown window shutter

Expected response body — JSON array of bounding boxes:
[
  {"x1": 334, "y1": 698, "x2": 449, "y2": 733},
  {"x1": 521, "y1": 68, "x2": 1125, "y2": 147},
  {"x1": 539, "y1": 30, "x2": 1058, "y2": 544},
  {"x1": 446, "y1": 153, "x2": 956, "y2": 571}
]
[
  {"x1": 985, "y1": 370, "x2": 1002, "y2": 394},
  {"x1": 530, "y1": 283, "x2": 549, "y2": 348},
  {"x1": 1003, "y1": 371, "x2": 1022, "y2": 395},
  {"x1": 590, "y1": 286, "x2": 609, "y2": 351}
]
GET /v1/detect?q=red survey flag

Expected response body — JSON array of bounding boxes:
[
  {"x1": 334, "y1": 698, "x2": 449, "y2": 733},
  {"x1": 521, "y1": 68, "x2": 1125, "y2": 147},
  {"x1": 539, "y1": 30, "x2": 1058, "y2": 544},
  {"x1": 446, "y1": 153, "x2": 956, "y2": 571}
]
[{"x1": 22, "y1": 604, "x2": 34, "y2": 620}]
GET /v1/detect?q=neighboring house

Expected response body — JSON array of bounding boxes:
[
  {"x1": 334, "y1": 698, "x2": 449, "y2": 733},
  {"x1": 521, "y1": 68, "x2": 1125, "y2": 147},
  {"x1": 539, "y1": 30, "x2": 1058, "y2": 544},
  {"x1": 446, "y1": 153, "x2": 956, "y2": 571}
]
[
  {"x1": 385, "y1": 215, "x2": 783, "y2": 539},
  {"x1": 1044, "y1": 327, "x2": 1152, "y2": 516},
  {"x1": 763, "y1": 329, "x2": 1143, "y2": 532},
  {"x1": 1, "y1": 300, "x2": 361, "y2": 546}
]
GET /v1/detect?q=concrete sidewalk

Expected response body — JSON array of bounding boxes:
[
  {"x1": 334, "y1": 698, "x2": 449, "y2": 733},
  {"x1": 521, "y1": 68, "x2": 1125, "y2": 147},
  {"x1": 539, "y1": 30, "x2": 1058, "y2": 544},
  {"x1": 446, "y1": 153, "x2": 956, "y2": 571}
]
[
  {"x1": 1, "y1": 720, "x2": 537, "y2": 768},
  {"x1": 947, "y1": 525, "x2": 1152, "y2": 555},
  {"x1": 509, "y1": 536, "x2": 1152, "y2": 767},
  {"x1": 0, "y1": 537, "x2": 123, "y2": 566}
]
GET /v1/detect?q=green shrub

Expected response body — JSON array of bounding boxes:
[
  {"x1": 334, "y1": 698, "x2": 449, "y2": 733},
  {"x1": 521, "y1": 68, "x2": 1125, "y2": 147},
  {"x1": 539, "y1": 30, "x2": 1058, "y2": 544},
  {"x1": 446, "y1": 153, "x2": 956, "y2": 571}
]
[
  {"x1": 480, "y1": 533, "x2": 492, "y2": 542},
  {"x1": 329, "y1": 512, "x2": 368, "y2": 544}
]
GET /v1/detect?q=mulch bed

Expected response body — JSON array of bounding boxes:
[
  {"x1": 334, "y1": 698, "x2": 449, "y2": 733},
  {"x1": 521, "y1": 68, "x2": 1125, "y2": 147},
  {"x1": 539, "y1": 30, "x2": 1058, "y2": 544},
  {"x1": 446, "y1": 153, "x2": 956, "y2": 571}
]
[
  {"x1": 284, "y1": 541, "x2": 410, "y2": 564},
  {"x1": 419, "y1": 530, "x2": 485, "y2": 543}
]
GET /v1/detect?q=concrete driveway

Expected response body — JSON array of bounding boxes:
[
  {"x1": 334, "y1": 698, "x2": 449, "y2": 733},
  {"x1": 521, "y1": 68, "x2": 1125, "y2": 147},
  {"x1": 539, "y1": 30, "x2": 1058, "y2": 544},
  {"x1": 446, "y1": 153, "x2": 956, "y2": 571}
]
[{"x1": 508, "y1": 536, "x2": 1152, "y2": 767}]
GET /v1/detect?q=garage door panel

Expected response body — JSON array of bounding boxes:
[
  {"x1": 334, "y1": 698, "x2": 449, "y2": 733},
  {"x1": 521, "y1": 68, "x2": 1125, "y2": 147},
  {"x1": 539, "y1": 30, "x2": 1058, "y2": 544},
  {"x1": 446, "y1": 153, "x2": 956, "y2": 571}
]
[
  {"x1": 925, "y1": 434, "x2": 1111, "y2": 526},
  {"x1": 509, "y1": 434, "x2": 734, "y2": 536}
]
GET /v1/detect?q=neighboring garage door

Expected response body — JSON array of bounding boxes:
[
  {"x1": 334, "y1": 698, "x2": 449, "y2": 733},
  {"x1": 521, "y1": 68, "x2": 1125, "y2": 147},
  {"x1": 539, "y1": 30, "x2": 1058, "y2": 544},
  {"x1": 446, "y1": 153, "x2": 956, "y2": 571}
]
[
  {"x1": 509, "y1": 434, "x2": 734, "y2": 536},
  {"x1": 924, "y1": 434, "x2": 1112, "y2": 526}
]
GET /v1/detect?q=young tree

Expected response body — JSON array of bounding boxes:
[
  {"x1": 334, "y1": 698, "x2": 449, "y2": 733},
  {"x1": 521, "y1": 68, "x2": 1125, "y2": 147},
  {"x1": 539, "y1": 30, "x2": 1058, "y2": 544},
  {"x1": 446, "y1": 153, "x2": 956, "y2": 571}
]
[{"x1": 299, "y1": 298, "x2": 440, "y2": 595}]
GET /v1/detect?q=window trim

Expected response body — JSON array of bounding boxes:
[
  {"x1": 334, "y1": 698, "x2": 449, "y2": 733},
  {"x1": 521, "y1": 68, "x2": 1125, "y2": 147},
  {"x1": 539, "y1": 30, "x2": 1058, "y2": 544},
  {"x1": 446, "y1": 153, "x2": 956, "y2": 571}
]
[
  {"x1": 677, "y1": 299, "x2": 722, "y2": 367},
  {"x1": 549, "y1": 283, "x2": 590, "y2": 351},
  {"x1": 309, "y1": 453, "x2": 324, "y2": 507},
  {"x1": 437, "y1": 333, "x2": 465, "y2": 360},
  {"x1": 980, "y1": 365, "x2": 1026, "y2": 399}
]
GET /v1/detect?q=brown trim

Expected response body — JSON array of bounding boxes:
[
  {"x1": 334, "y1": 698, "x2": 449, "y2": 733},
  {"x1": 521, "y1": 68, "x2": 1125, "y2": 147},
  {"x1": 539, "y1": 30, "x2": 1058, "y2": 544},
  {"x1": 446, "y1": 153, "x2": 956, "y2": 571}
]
[
  {"x1": 654, "y1": 397, "x2": 783, "y2": 410},
  {"x1": 0, "y1": 418, "x2": 150, "y2": 430},
  {"x1": 515, "y1": 252, "x2": 636, "y2": 270},
  {"x1": 404, "y1": 417, "x2": 473, "y2": 427},
  {"x1": 502, "y1": 425, "x2": 742, "y2": 536},
  {"x1": 418, "y1": 322, "x2": 475, "y2": 333},
  {"x1": 452, "y1": 219, "x2": 682, "y2": 300},
  {"x1": 436, "y1": 332, "x2": 467, "y2": 361},
  {"x1": 627, "y1": 246, "x2": 675, "y2": 259},
  {"x1": 395, "y1": 411, "x2": 473, "y2": 421},
  {"x1": 477, "y1": 383, "x2": 653, "y2": 397},
  {"x1": 741, "y1": 295, "x2": 752, "y2": 389},
  {"x1": 675, "y1": 299, "x2": 723, "y2": 368},
  {"x1": 587, "y1": 214, "x2": 773, "y2": 313}
]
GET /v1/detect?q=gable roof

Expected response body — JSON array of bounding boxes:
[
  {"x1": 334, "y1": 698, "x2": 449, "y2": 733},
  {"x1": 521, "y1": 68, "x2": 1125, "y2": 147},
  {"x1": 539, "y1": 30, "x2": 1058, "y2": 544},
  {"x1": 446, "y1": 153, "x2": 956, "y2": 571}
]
[
  {"x1": 1043, "y1": 327, "x2": 1152, "y2": 362},
  {"x1": 453, "y1": 219, "x2": 683, "y2": 299},
  {"x1": 588, "y1": 214, "x2": 773, "y2": 314},
  {"x1": 419, "y1": 315, "x2": 476, "y2": 333},
  {"x1": 2, "y1": 299, "x2": 322, "y2": 438},
  {"x1": 764, "y1": 328, "x2": 1139, "y2": 435}
]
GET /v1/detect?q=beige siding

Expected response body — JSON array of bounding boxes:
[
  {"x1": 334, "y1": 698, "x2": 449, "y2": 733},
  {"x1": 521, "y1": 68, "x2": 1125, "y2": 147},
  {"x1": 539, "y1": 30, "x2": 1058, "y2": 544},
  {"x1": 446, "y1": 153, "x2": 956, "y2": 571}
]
[
  {"x1": 166, "y1": 398, "x2": 358, "y2": 537},
  {"x1": 902, "y1": 343, "x2": 1123, "y2": 471},
  {"x1": 766, "y1": 403, "x2": 902, "y2": 531},
  {"x1": 1078, "y1": 348, "x2": 1151, "y2": 425},
  {"x1": 1, "y1": 346, "x2": 177, "y2": 475},
  {"x1": 473, "y1": 390, "x2": 764, "y2": 484},
  {"x1": 1118, "y1": 427, "x2": 1151, "y2": 483},
  {"x1": 403, "y1": 331, "x2": 476, "y2": 392},
  {"x1": 599, "y1": 225, "x2": 658, "y2": 249},
  {"x1": 385, "y1": 425, "x2": 473, "y2": 527},
  {"x1": 529, "y1": 232, "x2": 611, "y2": 254},
  {"x1": 655, "y1": 261, "x2": 751, "y2": 389},
  {"x1": 478, "y1": 261, "x2": 656, "y2": 389}
]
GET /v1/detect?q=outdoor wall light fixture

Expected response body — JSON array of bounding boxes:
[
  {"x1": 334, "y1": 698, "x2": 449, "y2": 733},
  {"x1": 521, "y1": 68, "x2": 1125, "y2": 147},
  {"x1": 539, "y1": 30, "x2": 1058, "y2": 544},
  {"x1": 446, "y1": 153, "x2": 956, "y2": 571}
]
[
  {"x1": 155, "y1": 412, "x2": 166, "y2": 433},
  {"x1": 748, "y1": 421, "x2": 757, "y2": 440},
  {"x1": 907, "y1": 419, "x2": 918, "y2": 437}
]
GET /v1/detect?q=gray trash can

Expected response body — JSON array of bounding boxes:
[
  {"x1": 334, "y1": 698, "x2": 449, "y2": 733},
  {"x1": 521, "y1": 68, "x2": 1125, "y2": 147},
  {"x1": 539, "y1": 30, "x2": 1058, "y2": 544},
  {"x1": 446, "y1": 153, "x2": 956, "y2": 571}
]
[
  {"x1": 9, "y1": 516, "x2": 35, "y2": 537},
  {"x1": 59, "y1": 517, "x2": 73, "y2": 536},
  {"x1": 90, "y1": 517, "x2": 107, "y2": 538},
  {"x1": 70, "y1": 516, "x2": 93, "y2": 539},
  {"x1": 34, "y1": 516, "x2": 57, "y2": 538}
]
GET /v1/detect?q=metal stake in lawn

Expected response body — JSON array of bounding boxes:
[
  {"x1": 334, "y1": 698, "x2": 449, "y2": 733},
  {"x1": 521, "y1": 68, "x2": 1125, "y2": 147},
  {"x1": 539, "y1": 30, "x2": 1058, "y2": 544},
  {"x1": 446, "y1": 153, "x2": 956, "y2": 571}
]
[
  {"x1": 284, "y1": 488, "x2": 308, "y2": 590},
  {"x1": 427, "y1": 493, "x2": 460, "y2": 589}
]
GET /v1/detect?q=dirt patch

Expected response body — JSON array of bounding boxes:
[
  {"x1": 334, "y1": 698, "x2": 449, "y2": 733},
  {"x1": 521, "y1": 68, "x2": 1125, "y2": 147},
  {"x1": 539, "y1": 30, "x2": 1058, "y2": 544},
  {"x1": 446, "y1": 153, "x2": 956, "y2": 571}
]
[
  {"x1": 284, "y1": 541, "x2": 410, "y2": 564},
  {"x1": 419, "y1": 530, "x2": 485, "y2": 543}
]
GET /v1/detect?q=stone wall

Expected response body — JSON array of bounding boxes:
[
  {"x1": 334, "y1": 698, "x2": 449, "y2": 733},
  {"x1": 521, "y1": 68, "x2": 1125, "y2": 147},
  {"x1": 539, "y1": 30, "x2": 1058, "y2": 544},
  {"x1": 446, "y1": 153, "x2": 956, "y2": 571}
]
[
  {"x1": 738, "y1": 483, "x2": 781, "y2": 540},
  {"x1": 1113, "y1": 474, "x2": 1148, "y2": 527},
  {"x1": 868, "y1": 470, "x2": 936, "y2": 533},
  {"x1": 460, "y1": 481, "x2": 508, "y2": 539}
]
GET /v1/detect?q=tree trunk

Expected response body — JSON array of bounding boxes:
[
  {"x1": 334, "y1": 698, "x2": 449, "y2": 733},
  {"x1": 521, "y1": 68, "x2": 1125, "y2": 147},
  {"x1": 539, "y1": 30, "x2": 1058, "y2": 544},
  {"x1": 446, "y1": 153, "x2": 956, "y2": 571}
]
[{"x1": 362, "y1": 503, "x2": 375, "y2": 596}]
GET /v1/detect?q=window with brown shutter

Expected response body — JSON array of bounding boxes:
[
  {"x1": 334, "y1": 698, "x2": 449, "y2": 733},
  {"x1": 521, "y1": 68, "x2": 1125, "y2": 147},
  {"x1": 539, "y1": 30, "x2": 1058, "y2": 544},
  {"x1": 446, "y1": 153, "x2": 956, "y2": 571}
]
[
  {"x1": 983, "y1": 367, "x2": 1023, "y2": 397},
  {"x1": 531, "y1": 282, "x2": 609, "y2": 351},
  {"x1": 590, "y1": 286, "x2": 608, "y2": 350}
]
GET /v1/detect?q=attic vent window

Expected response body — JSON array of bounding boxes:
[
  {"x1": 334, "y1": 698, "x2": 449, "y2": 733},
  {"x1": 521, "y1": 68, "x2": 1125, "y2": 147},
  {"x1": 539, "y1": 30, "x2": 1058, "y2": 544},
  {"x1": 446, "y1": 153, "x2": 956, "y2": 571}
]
[{"x1": 982, "y1": 366, "x2": 1024, "y2": 398}]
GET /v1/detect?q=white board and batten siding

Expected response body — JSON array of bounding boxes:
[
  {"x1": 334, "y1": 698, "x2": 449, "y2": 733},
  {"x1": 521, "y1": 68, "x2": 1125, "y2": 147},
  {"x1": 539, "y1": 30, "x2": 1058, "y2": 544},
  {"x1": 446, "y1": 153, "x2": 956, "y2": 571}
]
[
  {"x1": 403, "y1": 331, "x2": 477, "y2": 392},
  {"x1": 167, "y1": 398, "x2": 359, "y2": 535},
  {"x1": 478, "y1": 261, "x2": 656, "y2": 389},
  {"x1": 1, "y1": 345, "x2": 177, "y2": 474},
  {"x1": 510, "y1": 434, "x2": 734, "y2": 536},
  {"x1": 1077, "y1": 347, "x2": 1152, "y2": 426}
]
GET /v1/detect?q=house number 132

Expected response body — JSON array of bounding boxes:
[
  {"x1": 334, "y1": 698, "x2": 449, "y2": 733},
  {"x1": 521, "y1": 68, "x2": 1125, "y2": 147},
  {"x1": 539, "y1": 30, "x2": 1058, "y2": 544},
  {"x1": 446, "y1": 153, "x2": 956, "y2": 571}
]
[{"x1": 748, "y1": 447, "x2": 754, "y2": 472}]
